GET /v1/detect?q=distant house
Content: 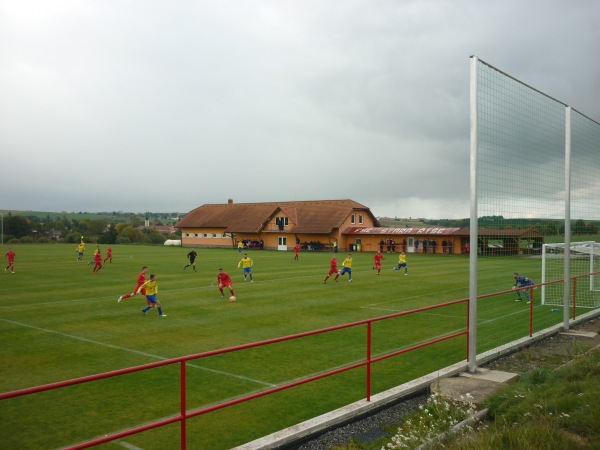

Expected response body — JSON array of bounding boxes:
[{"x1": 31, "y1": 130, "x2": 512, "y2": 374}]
[
  {"x1": 138, "y1": 223, "x2": 178, "y2": 235},
  {"x1": 176, "y1": 199, "x2": 380, "y2": 251}
]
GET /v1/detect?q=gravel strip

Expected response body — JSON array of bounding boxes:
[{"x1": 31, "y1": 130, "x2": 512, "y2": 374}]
[{"x1": 289, "y1": 393, "x2": 428, "y2": 450}]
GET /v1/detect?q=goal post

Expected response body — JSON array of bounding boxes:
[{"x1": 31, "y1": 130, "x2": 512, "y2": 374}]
[{"x1": 541, "y1": 241, "x2": 600, "y2": 307}]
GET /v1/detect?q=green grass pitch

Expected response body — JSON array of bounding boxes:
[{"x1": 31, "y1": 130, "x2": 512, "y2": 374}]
[{"x1": 0, "y1": 244, "x2": 567, "y2": 449}]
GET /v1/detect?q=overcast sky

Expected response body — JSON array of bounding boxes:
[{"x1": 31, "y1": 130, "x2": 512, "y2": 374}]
[{"x1": 1, "y1": 0, "x2": 599, "y2": 219}]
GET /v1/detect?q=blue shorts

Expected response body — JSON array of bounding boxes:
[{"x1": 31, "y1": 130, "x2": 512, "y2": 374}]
[
  {"x1": 243, "y1": 267, "x2": 252, "y2": 275},
  {"x1": 146, "y1": 294, "x2": 157, "y2": 304},
  {"x1": 339, "y1": 267, "x2": 351, "y2": 275}
]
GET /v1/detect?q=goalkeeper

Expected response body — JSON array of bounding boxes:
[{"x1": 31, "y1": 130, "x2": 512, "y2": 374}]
[{"x1": 513, "y1": 272, "x2": 534, "y2": 303}]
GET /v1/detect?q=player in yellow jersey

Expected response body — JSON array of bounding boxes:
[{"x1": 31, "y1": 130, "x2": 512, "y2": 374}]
[
  {"x1": 238, "y1": 253, "x2": 254, "y2": 282},
  {"x1": 137, "y1": 274, "x2": 167, "y2": 317},
  {"x1": 76, "y1": 242, "x2": 85, "y2": 262},
  {"x1": 339, "y1": 254, "x2": 353, "y2": 282},
  {"x1": 393, "y1": 252, "x2": 408, "y2": 275}
]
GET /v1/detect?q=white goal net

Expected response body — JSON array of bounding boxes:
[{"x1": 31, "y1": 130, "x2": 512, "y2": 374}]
[{"x1": 541, "y1": 242, "x2": 600, "y2": 308}]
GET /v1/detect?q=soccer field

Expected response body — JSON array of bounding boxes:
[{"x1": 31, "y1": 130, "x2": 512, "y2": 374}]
[{"x1": 0, "y1": 244, "x2": 554, "y2": 449}]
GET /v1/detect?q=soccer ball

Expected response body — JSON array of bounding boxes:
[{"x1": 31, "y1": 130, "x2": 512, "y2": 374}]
[{"x1": 229, "y1": 296, "x2": 236, "y2": 302}]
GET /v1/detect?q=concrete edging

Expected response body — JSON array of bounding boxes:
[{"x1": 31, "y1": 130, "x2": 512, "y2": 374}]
[{"x1": 232, "y1": 361, "x2": 468, "y2": 450}]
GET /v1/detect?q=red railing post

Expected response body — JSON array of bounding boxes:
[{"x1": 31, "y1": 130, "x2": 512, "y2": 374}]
[
  {"x1": 529, "y1": 288, "x2": 534, "y2": 337},
  {"x1": 366, "y1": 322, "x2": 372, "y2": 402},
  {"x1": 530, "y1": 285, "x2": 534, "y2": 304},
  {"x1": 573, "y1": 277, "x2": 577, "y2": 320},
  {"x1": 180, "y1": 361, "x2": 187, "y2": 450},
  {"x1": 466, "y1": 298, "x2": 470, "y2": 361}
]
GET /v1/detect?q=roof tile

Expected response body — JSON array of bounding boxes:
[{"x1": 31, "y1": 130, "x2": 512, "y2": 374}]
[{"x1": 176, "y1": 199, "x2": 378, "y2": 234}]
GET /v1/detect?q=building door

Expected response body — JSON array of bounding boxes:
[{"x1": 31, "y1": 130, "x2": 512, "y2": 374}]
[
  {"x1": 407, "y1": 237, "x2": 415, "y2": 253},
  {"x1": 278, "y1": 236, "x2": 287, "y2": 251}
]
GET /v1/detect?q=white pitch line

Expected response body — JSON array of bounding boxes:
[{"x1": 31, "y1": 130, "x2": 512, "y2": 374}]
[
  {"x1": 361, "y1": 305, "x2": 467, "y2": 319},
  {"x1": 0, "y1": 318, "x2": 274, "y2": 387},
  {"x1": 119, "y1": 441, "x2": 144, "y2": 450},
  {"x1": 478, "y1": 307, "x2": 528, "y2": 326},
  {"x1": 0, "y1": 274, "x2": 321, "y2": 311},
  {"x1": 361, "y1": 287, "x2": 469, "y2": 310},
  {"x1": 0, "y1": 285, "x2": 222, "y2": 311}
]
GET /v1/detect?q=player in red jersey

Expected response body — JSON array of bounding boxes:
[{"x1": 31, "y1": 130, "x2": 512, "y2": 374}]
[
  {"x1": 373, "y1": 251, "x2": 385, "y2": 275},
  {"x1": 293, "y1": 245, "x2": 300, "y2": 260},
  {"x1": 323, "y1": 256, "x2": 340, "y2": 283},
  {"x1": 92, "y1": 249, "x2": 103, "y2": 273},
  {"x1": 104, "y1": 246, "x2": 113, "y2": 264},
  {"x1": 88, "y1": 246, "x2": 101, "y2": 265},
  {"x1": 118, "y1": 266, "x2": 148, "y2": 302},
  {"x1": 217, "y1": 268, "x2": 236, "y2": 300},
  {"x1": 4, "y1": 247, "x2": 16, "y2": 273}
]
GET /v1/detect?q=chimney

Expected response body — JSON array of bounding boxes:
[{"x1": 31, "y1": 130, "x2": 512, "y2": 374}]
[{"x1": 228, "y1": 198, "x2": 233, "y2": 204}]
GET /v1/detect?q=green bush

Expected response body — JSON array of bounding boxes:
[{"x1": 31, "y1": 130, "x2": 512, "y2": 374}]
[
  {"x1": 116, "y1": 236, "x2": 131, "y2": 244},
  {"x1": 64, "y1": 232, "x2": 82, "y2": 243}
]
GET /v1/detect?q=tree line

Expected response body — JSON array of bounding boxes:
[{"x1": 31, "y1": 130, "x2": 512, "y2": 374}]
[
  {"x1": 1, "y1": 212, "x2": 180, "y2": 245},
  {"x1": 423, "y1": 216, "x2": 598, "y2": 236}
]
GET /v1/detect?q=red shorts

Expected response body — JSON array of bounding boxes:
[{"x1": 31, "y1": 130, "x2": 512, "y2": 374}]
[
  {"x1": 328, "y1": 268, "x2": 338, "y2": 276},
  {"x1": 375, "y1": 263, "x2": 382, "y2": 270}
]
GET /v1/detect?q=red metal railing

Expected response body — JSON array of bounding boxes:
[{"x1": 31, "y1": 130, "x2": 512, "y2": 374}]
[
  {"x1": 0, "y1": 298, "x2": 469, "y2": 449},
  {"x1": 2, "y1": 273, "x2": 595, "y2": 449}
]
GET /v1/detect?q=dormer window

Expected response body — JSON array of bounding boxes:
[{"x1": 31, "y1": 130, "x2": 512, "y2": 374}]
[{"x1": 275, "y1": 216, "x2": 288, "y2": 230}]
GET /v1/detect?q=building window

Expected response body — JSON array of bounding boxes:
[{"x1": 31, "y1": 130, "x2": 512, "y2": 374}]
[
  {"x1": 359, "y1": 214, "x2": 364, "y2": 224},
  {"x1": 203, "y1": 234, "x2": 208, "y2": 238},
  {"x1": 194, "y1": 233, "x2": 199, "y2": 238},
  {"x1": 212, "y1": 234, "x2": 217, "y2": 238},
  {"x1": 275, "y1": 216, "x2": 288, "y2": 230},
  {"x1": 222, "y1": 233, "x2": 227, "y2": 238},
  {"x1": 351, "y1": 214, "x2": 356, "y2": 224}
]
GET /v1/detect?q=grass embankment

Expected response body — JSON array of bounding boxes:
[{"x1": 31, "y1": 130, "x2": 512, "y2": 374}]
[{"x1": 336, "y1": 341, "x2": 600, "y2": 449}]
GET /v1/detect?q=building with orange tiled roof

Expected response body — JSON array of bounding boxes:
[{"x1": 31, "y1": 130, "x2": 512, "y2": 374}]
[
  {"x1": 176, "y1": 199, "x2": 379, "y2": 251},
  {"x1": 177, "y1": 199, "x2": 545, "y2": 254}
]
